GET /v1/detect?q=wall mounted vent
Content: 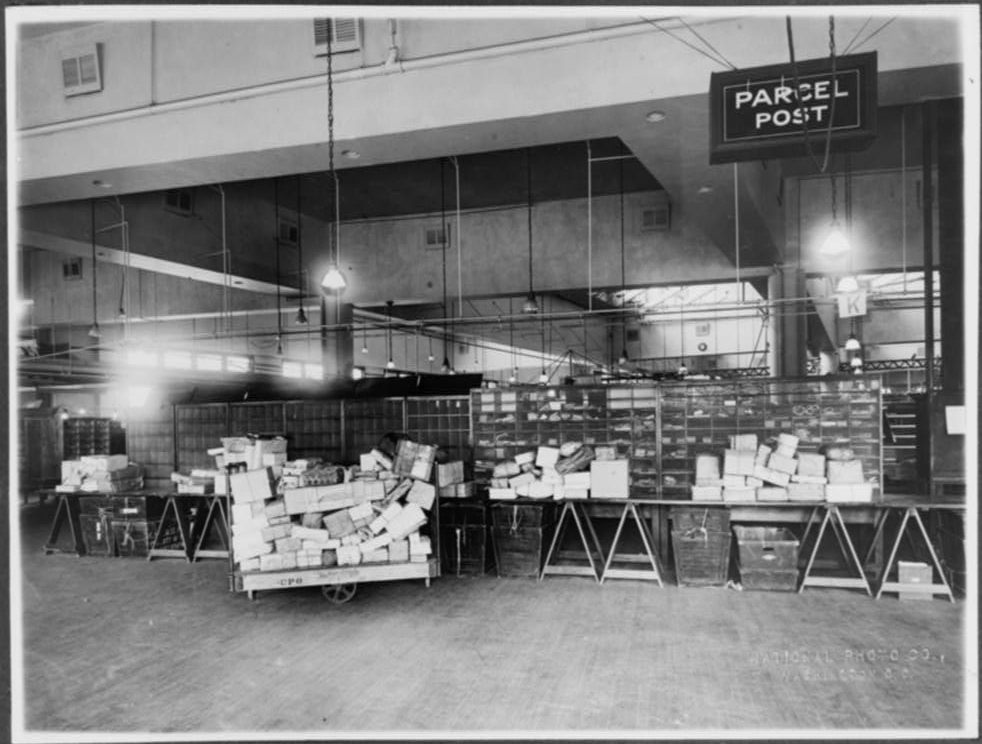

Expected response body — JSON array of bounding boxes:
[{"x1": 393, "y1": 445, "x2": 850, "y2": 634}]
[
  {"x1": 640, "y1": 204, "x2": 671, "y2": 232},
  {"x1": 62, "y1": 257, "x2": 83, "y2": 281},
  {"x1": 61, "y1": 43, "x2": 102, "y2": 96},
  {"x1": 313, "y1": 18, "x2": 361, "y2": 55},
  {"x1": 163, "y1": 189, "x2": 194, "y2": 216},
  {"x1": 424, "y1": 224, "x2": 449, "y2": 250},
  {"x1": 278, "y1": 216, "x2": 299, "y2": 246}
]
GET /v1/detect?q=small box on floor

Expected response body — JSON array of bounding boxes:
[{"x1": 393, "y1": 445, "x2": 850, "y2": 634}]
[{"x1": 898, "y1": 561, "x2": 934, "y2": 601}]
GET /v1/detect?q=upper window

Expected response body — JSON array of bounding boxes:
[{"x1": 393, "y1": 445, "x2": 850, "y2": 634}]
[
  {"x1": 61, "y1": 43, "x2": 102, "y2": 96},
  {"x1": 312, "y1": 18, "x2": 360, "y2": 55}
]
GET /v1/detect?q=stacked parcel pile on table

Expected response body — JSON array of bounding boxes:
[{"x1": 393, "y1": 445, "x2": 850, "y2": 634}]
[
  {"x1": 690, "y1": 433, "x2": 874, "y2": 503},
  {"x1": 57, "y1": 455, "x2": 143, "y2": 493},
  {"x1": 486, "y1": 443, "x2": 634, "y2": 500},
  {"x1": 218, "y1": 436, "x2": 448, "y2": 573}
]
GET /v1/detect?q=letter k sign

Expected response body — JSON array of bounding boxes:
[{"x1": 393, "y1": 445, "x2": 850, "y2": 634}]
[{"x1": 837, "y1": 291, "x2": 868, "y2": 318}]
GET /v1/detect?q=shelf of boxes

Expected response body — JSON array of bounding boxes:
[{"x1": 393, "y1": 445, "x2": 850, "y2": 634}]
[
  {"x1": 660, "y1": 377, "x2": 883, "y2": 501},
  {"x1": 406, "y1": 396, "x2": 471, "y2": 462}
]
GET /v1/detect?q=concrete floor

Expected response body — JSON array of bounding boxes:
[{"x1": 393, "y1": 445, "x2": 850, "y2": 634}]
[{"x1": 12, "y1": 501, "x2": 972, "y2": 738}]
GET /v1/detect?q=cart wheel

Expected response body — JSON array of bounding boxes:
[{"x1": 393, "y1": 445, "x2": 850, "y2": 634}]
[{"x1": 321, "y1": 583, "x2": 357, "y2": 604}]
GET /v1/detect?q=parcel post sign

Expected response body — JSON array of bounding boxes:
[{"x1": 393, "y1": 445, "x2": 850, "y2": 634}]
[{"x1": 709, "y1": 52, "x2": 877, "y2": 164}]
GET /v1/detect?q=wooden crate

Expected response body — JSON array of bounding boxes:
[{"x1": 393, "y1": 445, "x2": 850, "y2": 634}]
[{"x1": 671, "y1": 529, "x2": 731, "y2": 586}]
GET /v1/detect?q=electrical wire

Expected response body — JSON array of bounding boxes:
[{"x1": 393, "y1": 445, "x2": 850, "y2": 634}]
[
  {"x1": 843, "y1": 17, "x2": 896, "y2": 54},
  {"x1": 640, "y1": 16, "x2": 732, "y2": 70},
  {"x1": 677, "y1": 17, "x2": 738, "y2": 71},
  {"x1": 840, "y1": 17, "x2": 872, "y2": 55}
]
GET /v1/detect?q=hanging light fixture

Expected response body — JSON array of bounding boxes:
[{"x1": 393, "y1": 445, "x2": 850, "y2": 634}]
[
  {"x1": 539, "y1": 368, "x2": 549, "y2": 384},
  {"x1": 385, "y1": 300, "x2": 395, "y2": 369},
  {"x1": 522, "y1": 148, "x2": 539, "y2": 314},
  {"x1": 427, "y1": 335, "x2": 434, "y2": 362},
  {"x1": 845, "y1": 333, "x2": 862, "y2": 351},
  {"x1": 87, "y1": 200, "x2": 101, "y2": 338},
  {"x1": 835, "y1": 275, "x2": 860, "y2": 293},
  {"x1": 295, "y1": 176, "x2": 309, "y2": 324},
  {"x1": 320, "y1": 27, "x2": 347, "y2": 292},
  {"x1": 509, "y1": 367, "x2": 518, "y2": 384}
]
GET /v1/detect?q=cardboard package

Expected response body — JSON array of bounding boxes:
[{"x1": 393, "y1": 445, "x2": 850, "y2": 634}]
[{"x1": 589, "y1": 460, "x2": 629, "y2": 499}]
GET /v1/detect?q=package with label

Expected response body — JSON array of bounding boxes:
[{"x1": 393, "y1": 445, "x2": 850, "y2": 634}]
[
  {"x1": 722, "y1": 474, "x2": 747, "y2": 487},
  {"x1": 590, "y1": 460, "x2": 629, "y2": 499},
  {"x1": 787, "y1": 482, "x2": 826, "y2": 502},
  {"x1": 360, "y1": 533, "x2": 393, "y2": 554},
  {"x1": 559, "y1": 442, "x2": 583, "y2": 458},
  {"x1": 535, "y1": 446, "x2": 560, "y2": 469},
  {"x1": 728, "y1": 434, "x2": 758, "y2": 452},
  {"x1": 290, "y1": 525, "x2": 331, "y2": 542},
  {"x1": 753, "y1": 464, "x2": 791, "y2": 487},
  {"x1": 259, "y1": 553, "x2": 285, "y2": 572},
  {"x1": 489, "y1": 488, "x2": 517, "y2": 500},
  {"x1": 322, "y1": 509, "x2": 358, "y2": 538},
  {"x1": 229, "y1": 468, "x2": 277, "y2": 504},
  {"x1": 514, "y1": 451, "x2": 536, "y2": 467},
  {"x1": 407, "y1": 480, "x2": 436, "y2": 511},
  {"x1": 409, "y1": 532, "x2": 432, "y2": 556},
  {"x1": 386, "y1": 503, "x2": 428, "y2": 540},
  {"x1": 754, "y1": 444, "x2": 773, "y2": 468},
  {"x1": 359, "y1": 453, "x2": 379, "y2": 472},
  {"x1": 493, "y1": 461, "x2": 521, "y2": 478},
  {"x1": 370, "y1": 448, "x2": 394, "y2": 471},
  {"x1": 563, "y1": 472, "x2": 592, "y2": 490},
  {"x1": 436, "y1": 461, "x2": 465, "y2": 487},
  {"x1": 527, "y1": 482, "x2": 554, "y2": 499},
  {"x1": 796, "y1": 452, "x2": 827, "y2": 478},
  {"x1": 723, "y1": 449, "x2": 755, "y2": 476},
  {"x1": 274, "y1": 536, "x2": 302, "y2": 554},
  {"x1": 593, "y1": 446, "x2": 617, "y2": 461},
  {"x1": 508, "y1": 471, "x2": 536, "y2": 490},
  {"x1": 756, "y1": 486, "x2": 789, "y2": 502},
  {"x1": 776, "y1": 433, "x2": 799, "y2": 458},
  {"x1": 767, "y1": 452, "x2": 798, "y2": 476},
  {"x1": 336, "y1": 545, "x2": 362, "y2": 566},
  {"x1": 827, "y1": 459, "x2": 865, "y2": 484},
  {"x1": 825, "y1": 483, "x2": 873, "y2": 503},
  {"x1": 692, "y1": 485, "x2": 723, "y2": 501},
  {"x1": 261, "y1": 523, "x2": 292, "y2": 543},
  {"x1": 388, "y1": 539, "x2": 410, "y2": 563},
  {"x1": 723, "y1": 487, "x2": 756, "y2": 503},
  {"x1": 695, "y1": 454, "x2": 721, "y2": 484}
]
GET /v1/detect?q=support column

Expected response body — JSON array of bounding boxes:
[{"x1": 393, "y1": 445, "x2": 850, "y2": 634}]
[
  {"x1": 320, "y1": 297, "x2": 353, "y2": 378},
  {"x1": 770, "y1": 266, "x2": 806, "y2": 378}
]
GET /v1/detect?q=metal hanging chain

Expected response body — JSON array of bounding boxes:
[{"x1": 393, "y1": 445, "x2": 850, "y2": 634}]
[
  {"x1": 327, "y1": 24, "x2": 335, "y2": 264},
  {"x1": 90, "y1": 199, "x2": 98, "y2": 330},
  {"x1": 785, "y1": 15, "x2": 838, "y2": 175}
]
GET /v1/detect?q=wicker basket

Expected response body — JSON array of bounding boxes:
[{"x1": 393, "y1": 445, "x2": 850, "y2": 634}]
[
  {"x1": 672, "y1": 528, "x2": 731, "y2": 586},
  {"x1": 670, "y1": 506, "x2": 731, "y2": 534}
]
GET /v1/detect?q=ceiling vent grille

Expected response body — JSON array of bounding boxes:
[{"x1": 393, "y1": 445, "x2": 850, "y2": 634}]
[
  {"x1": 61, "y1": 44, "x2": 102, "y2": 96},
  {"x1": 313, "y1": 18, "x2": 361, "y2": 55},
  {"x1": 62, "y1": 257, "x2": 83, "y2": 281},
  {"x1": 423, "y1": 224, "x2": 449, "y2": 250},
  {"x1": 640, "y1": 204, "x2": 671, "y2": 232},
  {"x1": 278, "y1": 216, "x2": 299, "y2": 246},
  {"x1": 163, "y1": 189, "x2": 194, "y2": 216}
]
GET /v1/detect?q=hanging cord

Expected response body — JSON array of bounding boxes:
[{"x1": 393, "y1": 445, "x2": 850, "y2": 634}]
[
  {"x1": 785, "y1": 15, "x2": 839, "y2": 175},
  {"x1": 90, "y1": 200, "x2": 98, "y2": 334},
  {"x1": 843, "y1": 17, "x2": 896, "y2": 55},
  {"x1": 455, "y1": 526, "x2": 462, "y2": 577},
  {"x1": 526, "y1": 147, "x2": 534, "y2": 297},
  {"x1": 327, "y1": 26, "x2": 336, "y2": 268},
  {"x1": 296, "y1": 175, "x2": 305, "y2": 321},
  {"x1": 677, "y1": 17, "x2": 738, "y2": 71},
  {"x1": 640, "y1": 16, "x2": 734, "y2": 70},
  {"x1": 274, "y1": 178, "x2": 282, "y2": 351},
  {"x1": 840, "y1": 16, "x2": 871, "y2": 55},
  {"x1": 619, "y1": 149, "x2": 627, "y2": 357}
]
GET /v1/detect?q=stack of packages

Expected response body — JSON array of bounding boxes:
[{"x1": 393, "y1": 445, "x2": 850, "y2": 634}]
[
  {"x1": 57, "y1": 455, "x2": 143, "y2": 493},
  {"x1": 487, "y1": 443, "x2": 596, "y2": 500},
  {"x1": 824, "y1": 447, "x2": 873, "y2": 502},
  {"x1": 231, "y1": 438, "x2": 436, "y2": 573},
  {"x1": 170, "y1": 469, "x2": 220, "y2": 494},
  {"x1": 434, "y1": 461, "x2": 475, "y2": 499},
  {"x1": 691, "y1": 433, "x2": 834, "y2": 503}
]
